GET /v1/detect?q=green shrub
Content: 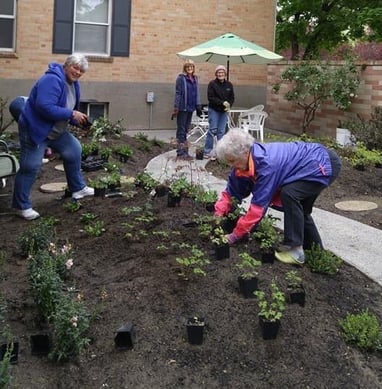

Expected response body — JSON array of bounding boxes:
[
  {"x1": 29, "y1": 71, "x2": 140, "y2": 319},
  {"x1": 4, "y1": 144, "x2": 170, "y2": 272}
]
[
  {"x1": 305, "y1": 244, "x2": 343, "y2": 275},
  {"x1": 339, "y1": 309, "x2": 382, "y2": 351}
]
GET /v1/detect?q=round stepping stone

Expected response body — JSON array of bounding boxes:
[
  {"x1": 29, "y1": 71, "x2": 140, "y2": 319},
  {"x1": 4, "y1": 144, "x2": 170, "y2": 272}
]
[
  {"x1": 55, "y1": 164, "x2": 65, "y2": 171},
  {"x1": 39, "y1": 182, "x2": 67, "y2": 193},
  {"x1": 335, "y1": 200, "x2": 378, "y2": 211}
]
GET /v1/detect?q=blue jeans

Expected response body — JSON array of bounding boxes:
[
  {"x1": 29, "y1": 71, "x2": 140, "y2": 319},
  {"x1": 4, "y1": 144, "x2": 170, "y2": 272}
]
[
  {"x1": 12, "y1": 124, "x2": 86, "y2": 210},
  {"x1": 204, "y1": 108, "x2": 228, "y2": 154},
  {"x1": 176, "y1": 111, "x2": 193, "y2": 155}
]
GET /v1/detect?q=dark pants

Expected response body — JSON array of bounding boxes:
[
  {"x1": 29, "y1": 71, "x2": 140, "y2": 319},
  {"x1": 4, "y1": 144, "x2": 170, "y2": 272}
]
[{"x1": 280, "y1": 149, "x2": 341, "y2": 249}]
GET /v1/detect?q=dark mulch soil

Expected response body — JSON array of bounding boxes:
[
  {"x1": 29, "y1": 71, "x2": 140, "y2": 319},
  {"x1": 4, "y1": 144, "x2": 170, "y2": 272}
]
[{"x1": 1, "y1": 134, "x2": 381, "y2": 388}]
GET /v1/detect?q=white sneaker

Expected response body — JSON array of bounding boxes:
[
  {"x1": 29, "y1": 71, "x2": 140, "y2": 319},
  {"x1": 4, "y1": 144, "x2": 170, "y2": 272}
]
[
  {"x1": 17, "y1": 208, "x2": 40, "y2": 221},
  {"x1": 72, "y1": 186, "x2": 94, "y2": 200}
]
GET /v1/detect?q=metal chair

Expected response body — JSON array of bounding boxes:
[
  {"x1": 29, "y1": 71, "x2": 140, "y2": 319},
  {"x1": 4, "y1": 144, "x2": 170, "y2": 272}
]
[
  {"x1": 187, "y1": 110, "x2": 209, "y2": 144},
  {"x1": 238, "y1": 111, "x2": 268, "y2": 142},
  {"x1": 0, "y1": 140, "x2": 19, "y2": 212}
]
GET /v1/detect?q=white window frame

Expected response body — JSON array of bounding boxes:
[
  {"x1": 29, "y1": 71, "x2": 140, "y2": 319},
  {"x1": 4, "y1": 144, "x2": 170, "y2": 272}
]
[
  {"x1": 73, "y1": 0, "x2": 112, "y2": 56},
  {"x1": 0, "y1": 0, "x2": 16, "y2": 51},
  {"x1": 80, "y1": 101, "x2": 109, "y2": 122}
]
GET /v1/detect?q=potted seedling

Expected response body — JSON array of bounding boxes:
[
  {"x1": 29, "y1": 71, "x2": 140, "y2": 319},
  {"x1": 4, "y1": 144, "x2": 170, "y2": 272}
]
[
  {"x1": 198, "y1": 189, "x2": 218, "y2": 212},
  {"x1": 285, "y1": 270, "x2": 305, "y2": 307},
  {"x1": 252, "y1": 215, "x2": 281, "y2": 263},
  {"x1": 89, "y1": 177, "x2": 108, "y2": 197},
  {"x1": 167, "y1": 176, "x2": 189, "y2": 207},
  {"x1": 186, "y1": 316, "x2": 205, "y2": 345},
  {"x1": 99, "y1": 147, "x2": 112, "y2": 162},
  {"x1": 113, "y1": 144, "x2": 133, "y2": 162},
  {"x1": 211, "y1": 226, "x2": 229, "y2": 260},
  {"x1": 235, "y1": 252, "x2": 261, "y2": 298},
  {"x1": 255, "y1": 279, "x2": 285, "y2": 340}
]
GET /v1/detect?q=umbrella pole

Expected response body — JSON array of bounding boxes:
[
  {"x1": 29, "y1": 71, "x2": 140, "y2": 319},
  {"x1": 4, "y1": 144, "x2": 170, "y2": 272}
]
[{"x1": 227, "y1": 57, "x2": 230, "y2": 81}]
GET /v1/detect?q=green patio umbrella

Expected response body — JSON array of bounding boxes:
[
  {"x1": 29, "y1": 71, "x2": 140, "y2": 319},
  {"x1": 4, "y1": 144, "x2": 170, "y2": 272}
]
[{"x1": 177, "y1": 32, "x2": 283, "y2": 79}]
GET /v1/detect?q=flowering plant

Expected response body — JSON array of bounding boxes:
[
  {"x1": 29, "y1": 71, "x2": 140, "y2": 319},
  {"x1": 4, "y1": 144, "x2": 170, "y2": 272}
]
[{"x1": 49, "y1": 293, "x2": 91, "y2": 361}]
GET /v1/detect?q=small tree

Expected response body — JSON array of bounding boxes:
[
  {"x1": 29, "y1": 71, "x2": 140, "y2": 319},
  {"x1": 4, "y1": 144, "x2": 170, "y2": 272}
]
[{"x1": 273, "y1": 59, "x2": 360, "y2": 133}]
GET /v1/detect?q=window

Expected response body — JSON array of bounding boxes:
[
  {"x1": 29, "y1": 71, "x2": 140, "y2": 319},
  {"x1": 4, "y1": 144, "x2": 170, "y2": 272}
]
[
  {"x1": 53, "y1": 0, "x2": 131, "y2": 57},
  {"x1": 80, "y1": 101, "x2": 108, "y2": 122},
  {"x1": 0, "y1": 0, "x2": 16, "y2": 51}
]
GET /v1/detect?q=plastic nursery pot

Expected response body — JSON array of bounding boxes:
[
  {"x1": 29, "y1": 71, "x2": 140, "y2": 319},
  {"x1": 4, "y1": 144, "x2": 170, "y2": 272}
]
[
  {"x1": 30, "y1": 334, "x2": 51, "y2": 356},
  {"x1": 214, "y1": 243, "x2": 230, "y2": 260},
  {"x1": 167, "y1": 192, "x2": 181, "y2": 207},
  {"x1": 118, "y1": 154, "x2": 129, "y2": 163},
  {"x1": 114, "y1": 323, "x2": 135, "y2": 350},
  {"x1": 238, "y1": 276, "x2": 258, "y2": 298},
  {"x1": 259, "y1": 317, "x2": 280, "y2": 340},
  {"x1": 0, "y1": 340, "x2": 19, "y2": 364},
  {"x1": 155, "y1": 184, "x2": 168, "y2": 198},
  {"x1": 195, "y1": 149, "x2": 204, "y2": 160},
  {"x1": 288, "y1": 285, "x2": 306, "y2": 307},
  {"x1": 94, "y1": 187, "x2": 107, "y2": 197},
  {"x1": 261, "y1": 250, "x2": 275, "y2": 264},
  {"x1": 186, "y1": 317, "x2": 205, "y2": 345},
  {"x1": 205, "y1": 203, "x2": 215, "y2": 213}
]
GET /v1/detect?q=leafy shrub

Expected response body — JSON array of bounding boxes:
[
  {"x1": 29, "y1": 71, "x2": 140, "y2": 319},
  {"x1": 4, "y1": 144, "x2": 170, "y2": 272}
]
[
  {"x1": 236, "y1": 252, "x2": 261, "y2": 279},
  {"x1": 176, "y1": 245, "x2": 210, "y2": 279},
  {"x1": 345, "y1": 107, "x2": 382, "y2": 151},
  {"x1": 305, "y1": 244, "x2": 343, "y2": 275},
  {"x1": 89, "y1": 117, "x2": 123, "y2": 140},
  {"x1": 339, "y1": 309, "x2": 382, "y2": 351}
]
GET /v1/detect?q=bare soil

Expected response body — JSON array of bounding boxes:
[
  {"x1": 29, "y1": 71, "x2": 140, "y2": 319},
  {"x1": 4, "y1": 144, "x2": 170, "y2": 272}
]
[{"x1": 1, "y1": 134, "x2": 381, "y2": 389}]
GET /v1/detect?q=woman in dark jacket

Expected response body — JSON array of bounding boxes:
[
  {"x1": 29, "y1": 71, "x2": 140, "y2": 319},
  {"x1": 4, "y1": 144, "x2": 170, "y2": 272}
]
[
  {"x1": 203, "y1": 65, "x2": 234, "y2": 159},
  {"x1": 172, "y1": 59, "x2": 202, "y2": 160}
]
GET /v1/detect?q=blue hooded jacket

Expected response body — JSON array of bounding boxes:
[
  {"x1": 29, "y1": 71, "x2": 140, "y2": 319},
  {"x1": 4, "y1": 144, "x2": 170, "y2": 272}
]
[{"x1": 19, "y1": 62, "x2": 81, "y2": 145}]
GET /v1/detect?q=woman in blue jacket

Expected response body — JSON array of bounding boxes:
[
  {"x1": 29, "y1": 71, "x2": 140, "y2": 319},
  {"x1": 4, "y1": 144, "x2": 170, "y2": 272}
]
[
  {"x1": 214, "y1": 129, "x2": 341, "y2": 265},
  {"x1": 13, "y1": 54, "x2": 94, "y2": 220},
  {"x1": 172, "y1": 59, "x2": 202, "y2": 160}
]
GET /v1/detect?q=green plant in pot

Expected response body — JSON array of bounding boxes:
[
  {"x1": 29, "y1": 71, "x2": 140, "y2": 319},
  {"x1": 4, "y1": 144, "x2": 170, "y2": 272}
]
[
  {"x1": 194, "y1": 188, "x2": 218, "y2": 212},
  {"x1": 236, "y1": 252, "x2": 261, "y2": 298},
  {"x1": 285, "y1": 270, "x2": 305, "y2": 306},
  {"x1": 210, "y1": 226, "x2": 229, "y2": 260},
  {"x1": 255, "y1": 279, "x2": 285, "y2": 340},
  {"x1": 252, "y1": 215, "x2": 281, "y2": 263}
]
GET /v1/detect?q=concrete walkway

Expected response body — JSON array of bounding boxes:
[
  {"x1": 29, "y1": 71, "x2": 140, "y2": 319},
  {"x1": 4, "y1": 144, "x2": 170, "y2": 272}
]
[{"x1": 126, "y1": 129, "x2": 382, "y2": 286}]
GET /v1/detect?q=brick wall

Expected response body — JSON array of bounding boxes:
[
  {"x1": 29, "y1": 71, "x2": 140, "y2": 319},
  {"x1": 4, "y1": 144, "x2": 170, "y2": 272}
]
[
  {"x1": 266, "y1": 61, "x2": 382, "y2": 138},
  {"x1": 0, "y1": 0, "x2": 277, "y2": 129}
]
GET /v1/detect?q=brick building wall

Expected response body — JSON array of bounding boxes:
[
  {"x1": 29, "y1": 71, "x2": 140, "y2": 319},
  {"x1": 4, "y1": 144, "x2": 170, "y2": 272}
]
[
  {"x1": 0, "y1": 0, "x2": 278, "y2": 130},
  {"x1": 266, "y1": 61, "x2": 382, "y2": 138}
]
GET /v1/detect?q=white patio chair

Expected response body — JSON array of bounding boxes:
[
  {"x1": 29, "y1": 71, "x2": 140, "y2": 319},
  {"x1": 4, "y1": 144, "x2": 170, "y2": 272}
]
[
  {"x1": 238, "y1": 111, "x2": 268, "y2": 142},
  {"x1": 187, "y1": 110, "x2": 209, "y2": 144}
]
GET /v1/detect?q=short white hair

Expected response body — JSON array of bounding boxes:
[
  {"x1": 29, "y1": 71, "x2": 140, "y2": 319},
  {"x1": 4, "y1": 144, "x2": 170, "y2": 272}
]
[
  {"x1": 64, "y1": 54, "x2": 89, "y2": 72},
  {"x1": 216, "y1": 129, "x2": 255, "y2": 161}
]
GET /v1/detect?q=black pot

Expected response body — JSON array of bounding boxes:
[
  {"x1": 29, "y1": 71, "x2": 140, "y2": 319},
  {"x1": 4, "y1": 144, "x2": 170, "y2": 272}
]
[
  {"x1": 30, "y1": 334, "x2": 51, "y2": 356},
  {"x1": 221, "y1": 217, "x2": 238, "y2": 234},
  {"x1": 115, "y1": 323, "x2": 135, "y2": 350},
  {"x1": 238, "y1": 276, "x2": 258, "y2": 298},
  {"x1": 94, "y1": 187, "x2": 107, "y2": 197},
  {"x1": 261, "y1": 250, "x2": 275, "y2": 264},
  {"x1": 259, "y1": 317, "x2": 280, "y2": 340},
  {"x1": 215, "y1": 243, "x2": 230, "y2": 260},
  {"x1": 186, "y1": 317, "x2": 205, "y2": 345},
  {"x1": 288, "y1": 285, "x2": 306, "y2": 307},
  {"x1": 167, "y1": 192, "x2": 181, "y2": 207},
  {"x1": 0, "y1": 341, "x2": 19, "y2": 364},
  {"x1": 195, "y1": 149, "x2": 204, "y2": 160},
  {"x1": 155, "y1": 184, "x2": 168, "y2": 197},
  {"x1": 205, "y1": 203, "x2": 215, "y2": 212},
  {"x1": 119, "y1": 154, "x2": 129, "y2": 163}
]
